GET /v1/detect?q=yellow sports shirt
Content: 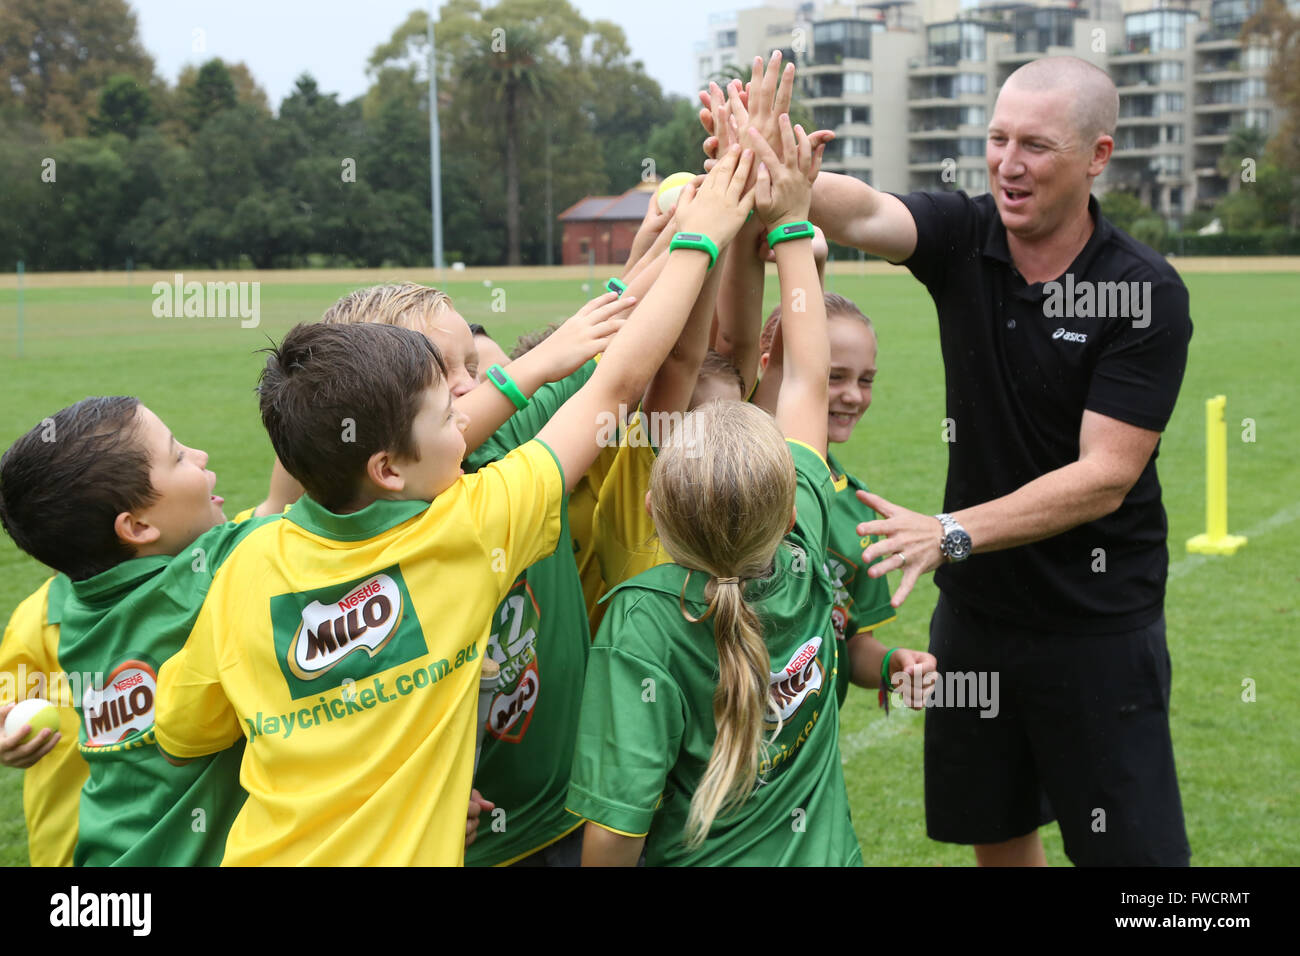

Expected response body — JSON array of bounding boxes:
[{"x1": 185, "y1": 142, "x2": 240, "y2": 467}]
[
  {"x1": 570, "y1": 443, "x2": 618, "y2": 621},
  {"x1": 155, "y1": 440, "x2": 564, "y2": 866},
  {"x1": 589, "y1": 412, "x2": 671, "y2": 633},
  {"x1": 0, "y1": 576, "x2": 89, "y2": 867}
]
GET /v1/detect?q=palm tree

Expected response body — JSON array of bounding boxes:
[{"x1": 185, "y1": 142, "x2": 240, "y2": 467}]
[
  {"x1": 1217, "y1": 124, "x2": 1270, "y2": 181},
  {"x1": 460, "y1": 25, "x2": 556, "y2": 265}
]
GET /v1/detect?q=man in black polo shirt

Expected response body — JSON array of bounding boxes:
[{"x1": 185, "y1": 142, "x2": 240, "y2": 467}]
[{"x1": 793, "y1": 56, "x2": 1192, "y2": 865}]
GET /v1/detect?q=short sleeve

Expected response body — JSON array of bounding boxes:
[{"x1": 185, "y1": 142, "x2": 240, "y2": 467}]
[
  {"x1": 1085, "y1": 278, "x2": 1192, "y2": 432},
  {"x1": 592, "y1": 414, "x2": 664, "y2": 592},
  {"x1": 850, "y1": 567, "x2": 895, "y2": 635},
  {"x1": 0, "y1": 582, "x2": 56, "y2": 704},
  {"x1": 462, "y1": 439, "x2": 566, "y2": 591},
  {"x1": 786, "y1": 440, "x2": 836, "y2": 556},
  {"x1": 154, "y1": 600, "x2": 243, "y2": 760},
  {"x1": 892, "y1": 190, "x2": 980, "y2": 291},
  {"x1": 566, "y1": 612, "x2": 684, "y2": 836}
]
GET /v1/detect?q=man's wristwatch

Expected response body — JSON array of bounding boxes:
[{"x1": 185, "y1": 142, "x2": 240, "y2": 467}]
[{"x1": 935, "y1": 513, "x2": 973, "y2": 562}]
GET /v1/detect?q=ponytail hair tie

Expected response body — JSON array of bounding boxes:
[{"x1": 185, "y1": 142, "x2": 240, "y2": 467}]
[{"x1": 715, "y1": 577, "x2": 740, "y2": 584}]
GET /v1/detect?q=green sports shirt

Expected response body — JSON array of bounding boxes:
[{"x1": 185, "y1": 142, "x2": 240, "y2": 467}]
[
  {"x1": 54, "y1": 515, "x2": 276, "y2": 865},
  {"x1": 825, "y1": 451, "x2": 896, "y2": 706},
  {"x1": 567, "y1": 440, "x2": 862, "y2": 866},
  {"x1": 463, "y1": 361, "x2": 594, "y2": 866}
]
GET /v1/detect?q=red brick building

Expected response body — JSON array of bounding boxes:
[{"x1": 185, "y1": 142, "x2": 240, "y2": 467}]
[{"x1": 558, "y1": 183, "x2": 655, "y2": 266}]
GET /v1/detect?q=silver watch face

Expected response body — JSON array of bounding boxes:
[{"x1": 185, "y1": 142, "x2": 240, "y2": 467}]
[{"x1": 943, "y1": 530, "x2": 972, "y2": 562}]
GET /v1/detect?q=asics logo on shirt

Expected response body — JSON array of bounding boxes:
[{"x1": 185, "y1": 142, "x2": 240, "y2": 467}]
[
  {"x1": 288, "y1": 573, "x2": 402, "y2": 680},
  {"x1": 767, "y1": 637, "x2": 825, "y2": 723},
  {"x1": 1052, "y1": 327, "x2": 1088, "y2": 343}
]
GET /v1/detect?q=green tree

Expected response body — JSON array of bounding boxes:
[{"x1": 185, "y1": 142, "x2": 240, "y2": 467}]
[
  {"x1": 647, "y1": 98, "x2": 710, "y2": 178},
  {"x1": 1099, "y1": 189, "x2": 1152, "y2": 232},
  {"x1": 1243, "y1": 0, "x2": 1300, "y2": 228},
  {"x1": 0, "y1": 0, "x2": 155, "y2": 139},
  {"x1": 460, "y1": 24, "x2": 558, "y2": 265},
  {"x1": 89, "y1": 75, "x2": 155, "y2": 140}
]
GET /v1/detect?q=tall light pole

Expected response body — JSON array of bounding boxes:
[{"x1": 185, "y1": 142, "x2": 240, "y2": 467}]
[{"x1": 428, "y1": 1, "x2": 445, "y2": 270}]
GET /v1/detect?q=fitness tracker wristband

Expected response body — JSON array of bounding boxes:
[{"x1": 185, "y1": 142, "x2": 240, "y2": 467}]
[
  {"x1": 604, "y1": 277, "x2": 627, "y2": 296},
  {"x1": 767, "y1": 220, "x2": 815, "y2": 248},
  {"x1": 668, "y1": 232, "x2": 719, "y2": 270},
  {"x1": 486, "y1": 364, "x2": 529, "y2": 411}
]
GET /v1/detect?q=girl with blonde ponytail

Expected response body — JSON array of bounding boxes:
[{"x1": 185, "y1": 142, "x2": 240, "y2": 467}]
[{"x1": 569, "y1": 104, "x2": 862, "y2": 865}]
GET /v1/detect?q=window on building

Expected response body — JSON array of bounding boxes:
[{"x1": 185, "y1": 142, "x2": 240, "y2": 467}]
[
  {"x1": 844, "y1": 72, "x2": 872, "y2": 94},
  {"x1": 959, "y1": 105, "x2": 986, "y2": 126},
  {"x1": 1014, "y1": 7, "x2": 1081, "y2": 54},
  {"x1": 841, "y1": 137, "x2": 871, "y2": 157},
  {"x1": 1124, "y1": 10, "x2": 1196, "y2": 53},
  {"x1": 813, "y1": 19, "x2": 872, "y2": 64},
  {"x1": 850, "y1": 106, "x2": 870, "y2": 124},
  {"x1": 717, "y1": 30, "x2": 737, "y2": 48}
]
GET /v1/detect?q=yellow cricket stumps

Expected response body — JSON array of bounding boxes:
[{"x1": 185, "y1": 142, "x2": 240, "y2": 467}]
[{"x1": 1187, "y1": 395, "x2": 1247, "y2": 555}]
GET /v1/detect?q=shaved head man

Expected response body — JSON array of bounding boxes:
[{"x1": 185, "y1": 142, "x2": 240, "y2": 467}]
[{"x1": 731, "y1": 52, "x2": 1195, "y2": 866}]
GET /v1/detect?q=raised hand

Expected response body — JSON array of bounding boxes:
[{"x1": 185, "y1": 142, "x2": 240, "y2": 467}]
[
  {"x1": 534, "y1": 290, "x2": 638, "y2": 379},
  {"x1": 673, "y1": 144, "x2": 756, "y2": 251},
  {"x1": 748, "y1": 114, "x2": 826, "y2": 228}
]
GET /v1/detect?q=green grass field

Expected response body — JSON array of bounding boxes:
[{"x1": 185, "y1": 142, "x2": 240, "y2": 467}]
[{"x1": 1, "y1": 269, "x2": 1296, "y2": 866}]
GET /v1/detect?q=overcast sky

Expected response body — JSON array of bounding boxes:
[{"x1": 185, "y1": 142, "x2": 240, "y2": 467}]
[{"x1": 129, "y1": 0, "x2": 756, "y2": 108}]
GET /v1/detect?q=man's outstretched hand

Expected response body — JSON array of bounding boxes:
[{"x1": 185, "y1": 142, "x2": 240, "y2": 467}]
[{"x1": 856, "y1": 490, "x2": 947, "y2": 609}]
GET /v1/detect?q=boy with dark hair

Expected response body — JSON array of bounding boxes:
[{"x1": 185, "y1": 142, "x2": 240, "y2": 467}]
[
  {"x1": 153, "y1": 144, "x2": 760, "y2": 865},
  {"x1": 0, "y1": 396, "x2": 283, "y2": 865}
]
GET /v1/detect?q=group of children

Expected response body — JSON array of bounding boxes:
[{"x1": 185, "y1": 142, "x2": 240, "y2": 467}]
[{"x1": 0, "y1": 84, "x2": 935, "y2": 866}]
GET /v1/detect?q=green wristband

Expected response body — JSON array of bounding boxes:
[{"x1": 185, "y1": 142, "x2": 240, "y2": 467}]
[
  {"x1": 605, "y1": 277, "x2": 627, "y2": 296},
  {"x1": 485, "y1": 364, "x2": 529, "y2": 411},
  {"x1": 881, "y1": 647, "x2": 899, "y2": 691},
  {"x1": 668, "y1": 232, "x2": 719, "y2": 270},
  {"x1": 767, "y1": 220, "x2": 815, "y2": 248}
]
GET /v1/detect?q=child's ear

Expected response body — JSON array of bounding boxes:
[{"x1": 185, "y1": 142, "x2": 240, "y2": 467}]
[
  {"x1": 114, "y1": 511, "x2": 161, "y2": 549},
  {"x1": 786, "y1": 505, "x2": 797, "y2": 535},
  {"x1": 365, "y1": 450, "x2": 406, "y2": 495},
  {"x1": 644, "y1": 490, "x2": 653, "y2": 517},
  {"x1": 759, "y1": 352, "x2": 770, "y2": 371}
]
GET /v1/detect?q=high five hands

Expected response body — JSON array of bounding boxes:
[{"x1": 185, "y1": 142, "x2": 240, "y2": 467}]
[{"x1": 698, "y1": 52, "x2": 835, "y2": 174}]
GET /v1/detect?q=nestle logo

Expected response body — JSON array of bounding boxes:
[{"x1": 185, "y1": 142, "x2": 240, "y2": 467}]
[
  {"x1": 112, "y1": 673, "x2": 143, "y2": 692},
  {"x1": 1052, "y1": 327, "x2": 1088, "y2": 343}
]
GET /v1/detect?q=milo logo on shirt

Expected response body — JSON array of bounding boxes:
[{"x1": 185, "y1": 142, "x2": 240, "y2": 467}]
[
  {"x1": 767, "y1": 637, "x2": 826, "y2": 724},
  {"x1": 272, "y1": 566, "x2": 428, "y2": 700},
  {"x1": 82, "y1": 660, "x2": 157, "y2": 747},
  {"x1": 485, "y1": 578, "x2": 541, "y2": 743},
  {"x1": 826, "y1": 550, "x2": 855, "y2": 642}
]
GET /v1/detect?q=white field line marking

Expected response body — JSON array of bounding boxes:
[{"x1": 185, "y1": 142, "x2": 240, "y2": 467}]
[
  {"x1": 840, "y1": 703, "x2": 922, "y2": 764},
  {"x1": 1169, "y1": 501, "x2": 1300, "y2": 580}
]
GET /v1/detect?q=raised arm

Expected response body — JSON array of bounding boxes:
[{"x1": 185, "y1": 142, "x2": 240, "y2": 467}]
[
  {"x1": 808, "y1": 172, "x2": 918, "y2": 264},
  {"x1": 642, "y1": 243, "x2": 728, "y2": 418},
  {"x1": 706, "y1": 83, "x2": 766, "y2": 395},
  {"x1": 538, "y1": 145, "x2": 756, "y2": 491},
  {"x1": 748, "y1": 117, "x2": 830, "y2": 455},
  {"x1": 457, "y1": 291, "x2": 638, "y2": 453}
]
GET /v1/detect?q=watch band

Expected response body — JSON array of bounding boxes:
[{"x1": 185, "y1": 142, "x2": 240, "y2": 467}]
[
  {"x1": 485, "y1": 364, "x2": 529, "y2": 411},
  {"x1": 767, "y1": 220, "x2": 815, "y2": 248},
  {"x1": 604, "y1": 277, "x2": 627, "y2": 297},
  {"x1": 668, "y1": 232, "x2": 719, "y2": 270}
]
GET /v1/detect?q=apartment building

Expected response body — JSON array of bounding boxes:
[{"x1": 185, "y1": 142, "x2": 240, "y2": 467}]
[{"x1": 693, "y1": 0, "x2": 1285, "y2": 225}]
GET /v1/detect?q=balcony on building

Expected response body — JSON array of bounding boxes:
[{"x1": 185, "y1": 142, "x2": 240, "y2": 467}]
[
  {"x1": 908, "y1": 72, "x2": 987, "y2": 106},
  {"x1": 1196, "y1": 0, "x2": 1261, "y2": 48},
  {"x1": 1111, "y1": 8, "x2": 1198, "y2": 62},
  {"x1": 1114, "y1": 60, "x2": 1185, "y2": 92}
]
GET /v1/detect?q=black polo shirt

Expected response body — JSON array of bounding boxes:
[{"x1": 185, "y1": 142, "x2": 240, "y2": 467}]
[{"x1": 894, "y1": 190, "x2": 1192, "y2": 633}]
